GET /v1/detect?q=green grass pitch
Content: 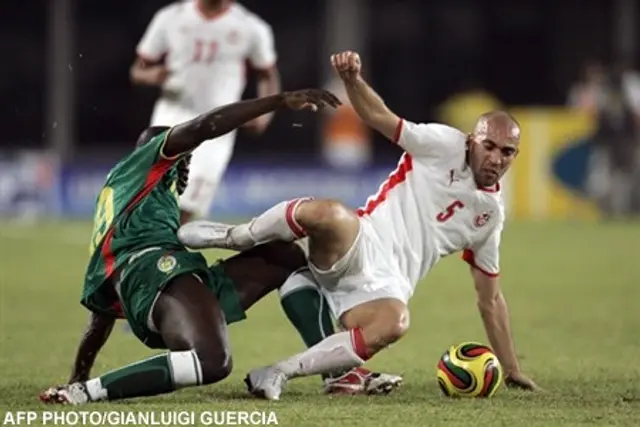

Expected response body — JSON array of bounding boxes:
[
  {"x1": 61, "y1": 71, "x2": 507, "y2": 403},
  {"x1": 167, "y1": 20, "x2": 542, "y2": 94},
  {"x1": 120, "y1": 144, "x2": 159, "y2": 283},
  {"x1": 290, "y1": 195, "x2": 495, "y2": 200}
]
[{"x1": 0, "y1": 220, "x2": 639, "y2": 426}]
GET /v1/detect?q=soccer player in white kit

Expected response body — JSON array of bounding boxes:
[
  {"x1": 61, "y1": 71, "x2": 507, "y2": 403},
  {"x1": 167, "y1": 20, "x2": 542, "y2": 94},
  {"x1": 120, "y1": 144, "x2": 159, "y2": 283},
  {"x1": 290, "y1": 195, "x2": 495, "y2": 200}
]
[
  {"x1": 178, "y1": 51, "x2": 539, "y2": 399},
  {"x1": 130, "y1": 0, "x2": 280, "y2": 222}
]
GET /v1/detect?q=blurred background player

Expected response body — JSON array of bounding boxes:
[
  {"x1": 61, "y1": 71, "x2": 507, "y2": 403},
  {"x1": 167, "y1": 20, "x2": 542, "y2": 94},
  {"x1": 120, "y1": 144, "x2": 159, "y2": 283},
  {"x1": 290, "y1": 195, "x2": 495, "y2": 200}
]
[
  {"x1": 568, "y1": 61, "x2": 640, "y2": 217},
  {"x1": 130, "y1": 0, "x2": 280, "y2": 223}
]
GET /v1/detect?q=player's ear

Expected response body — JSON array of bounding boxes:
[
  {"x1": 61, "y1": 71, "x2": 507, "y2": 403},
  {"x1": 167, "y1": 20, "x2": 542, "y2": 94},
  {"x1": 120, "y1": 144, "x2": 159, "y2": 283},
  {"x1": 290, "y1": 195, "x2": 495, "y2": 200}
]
[{"x1": 465, "y1": 134, "x2": 474, "y2": 150}]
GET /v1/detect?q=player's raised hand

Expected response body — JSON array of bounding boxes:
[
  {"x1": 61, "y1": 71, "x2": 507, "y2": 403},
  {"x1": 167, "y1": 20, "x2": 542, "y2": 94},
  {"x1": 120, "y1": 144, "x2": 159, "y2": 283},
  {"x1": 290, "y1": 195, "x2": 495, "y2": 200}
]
[
  {"x1": 331, "y1": 51, "x2": 362, "y2": 82},
  {"x1": 282, "y1": 89, "x2": 342, "y2": 112}
]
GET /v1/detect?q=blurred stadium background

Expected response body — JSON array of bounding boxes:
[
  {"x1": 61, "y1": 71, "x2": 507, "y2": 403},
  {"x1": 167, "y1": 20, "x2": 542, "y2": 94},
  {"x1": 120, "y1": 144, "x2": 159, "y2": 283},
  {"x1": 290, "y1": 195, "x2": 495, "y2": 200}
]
[
  {"x1": 3, "y1": 0, "x2": 640, "y2": 219},
  {"x1": 1, "y1": 1, "x2": 639, "y2": 425}
]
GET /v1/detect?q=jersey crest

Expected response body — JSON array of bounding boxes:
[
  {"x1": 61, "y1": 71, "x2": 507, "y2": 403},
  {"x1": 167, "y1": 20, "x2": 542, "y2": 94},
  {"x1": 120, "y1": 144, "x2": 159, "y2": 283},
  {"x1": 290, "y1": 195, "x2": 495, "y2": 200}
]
[
  {"x1": 474, "y1": 211, "x2": 494, "y2": 228},
  {"x1": 157, "y1": 254, "x2": 178, "y2": 273}
]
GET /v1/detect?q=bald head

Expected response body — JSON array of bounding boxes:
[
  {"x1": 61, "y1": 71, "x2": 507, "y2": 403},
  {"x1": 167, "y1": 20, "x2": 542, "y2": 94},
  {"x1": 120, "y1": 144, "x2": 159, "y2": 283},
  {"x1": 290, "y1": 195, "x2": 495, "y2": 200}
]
[{"x1": 473, "y1": 110, "x2": 521, "y2": 143}]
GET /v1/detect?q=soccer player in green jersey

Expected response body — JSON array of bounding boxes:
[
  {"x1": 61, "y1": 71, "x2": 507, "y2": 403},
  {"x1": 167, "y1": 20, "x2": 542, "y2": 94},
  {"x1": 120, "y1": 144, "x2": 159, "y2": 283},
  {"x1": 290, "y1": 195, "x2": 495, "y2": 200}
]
[{"x1": 31, "y1": 89, "x2": 358, "y2": 404}]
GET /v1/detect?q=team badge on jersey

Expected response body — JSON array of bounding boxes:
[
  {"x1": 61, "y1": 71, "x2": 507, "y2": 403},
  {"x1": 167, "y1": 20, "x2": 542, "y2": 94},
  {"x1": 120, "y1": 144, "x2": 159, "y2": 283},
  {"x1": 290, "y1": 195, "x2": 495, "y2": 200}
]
[
  {"x1": 474, "y1": 211, "x2": 493, "y2": 228},
  {"x1": 157, "y1": 255, "x2": 177, "y2": 273}
]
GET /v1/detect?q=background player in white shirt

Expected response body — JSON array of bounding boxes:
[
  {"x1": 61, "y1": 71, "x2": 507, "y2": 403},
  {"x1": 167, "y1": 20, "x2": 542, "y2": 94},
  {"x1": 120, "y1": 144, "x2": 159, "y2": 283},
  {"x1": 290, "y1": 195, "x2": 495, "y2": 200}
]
[
  {"x1": 130, "y1": 0, "x2": 280, "y2": 222},
  {"x1": 178, "y1": 51, "x2": 539, "y2": 399}
]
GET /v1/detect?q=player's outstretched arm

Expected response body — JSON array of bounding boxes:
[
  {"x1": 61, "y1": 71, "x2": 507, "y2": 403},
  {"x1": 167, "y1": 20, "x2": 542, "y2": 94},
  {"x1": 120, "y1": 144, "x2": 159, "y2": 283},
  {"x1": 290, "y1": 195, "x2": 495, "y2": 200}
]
[
  {"x1": 68, "y1": 312, "x2": 116, "y2": 384},
  {"x1": 471, "y1": 268, "x2": 539, "y2": 391},
  {"x1": 331, "y1": 51, "x2": 400, "y2": 142},
  {"x1": 163, "y1": 89, "x2": 341, "y2": 158}
]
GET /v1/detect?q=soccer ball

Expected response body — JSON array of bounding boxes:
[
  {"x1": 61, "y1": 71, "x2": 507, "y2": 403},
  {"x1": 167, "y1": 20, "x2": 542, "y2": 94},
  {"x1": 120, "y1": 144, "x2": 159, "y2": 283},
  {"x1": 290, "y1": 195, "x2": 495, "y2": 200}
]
[{"x1": 437, "y1": 342, "x2": 503, "y2": 398}]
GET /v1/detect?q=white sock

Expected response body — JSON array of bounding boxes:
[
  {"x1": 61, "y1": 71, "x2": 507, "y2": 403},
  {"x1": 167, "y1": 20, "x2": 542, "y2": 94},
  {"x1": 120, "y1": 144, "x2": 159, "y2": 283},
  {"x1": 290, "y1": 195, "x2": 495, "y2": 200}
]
[
  {"x1": 168, "y1": 350, "x2": 203, "y2": 388},
  {"x1": 84, "y1": 378, "x2": 107, "y2": 401},
  {"x1": 230, "y1": 198, "x2": 311, "y2": 247},
  {"x1": 275, "y1": 330, "x2": 367, "y2": 378}
]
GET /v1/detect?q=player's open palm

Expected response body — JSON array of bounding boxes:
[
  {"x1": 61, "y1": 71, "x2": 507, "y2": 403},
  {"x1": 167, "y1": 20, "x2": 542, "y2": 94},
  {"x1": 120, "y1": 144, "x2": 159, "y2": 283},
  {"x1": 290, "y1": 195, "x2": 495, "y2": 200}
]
[
  {"x1": 283, "y1": 89, "x2": 342, "y2": 112},
  {"x1": 331, "y1": 51, "x2": 362, "y2": 82}
]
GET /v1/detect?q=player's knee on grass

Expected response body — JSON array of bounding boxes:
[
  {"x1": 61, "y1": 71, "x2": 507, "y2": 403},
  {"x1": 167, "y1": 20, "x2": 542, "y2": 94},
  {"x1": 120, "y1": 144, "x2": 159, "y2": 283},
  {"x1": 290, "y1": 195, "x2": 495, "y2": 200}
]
[
  {"x1": 297, "y1": 200, "x2": 360, "y2": 270},
  {"x1": 341, "y1": 298, "x2": 410, "y2": 356},
  {"x1": 194, "y1": 342, "x2": 233, "y2": 385}
]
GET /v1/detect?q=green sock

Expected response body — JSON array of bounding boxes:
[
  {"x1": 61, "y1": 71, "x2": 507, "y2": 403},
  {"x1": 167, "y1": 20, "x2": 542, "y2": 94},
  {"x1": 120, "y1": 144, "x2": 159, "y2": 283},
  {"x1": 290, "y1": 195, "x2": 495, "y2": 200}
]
[
  {"x1": 281, "y1": 286, "x2": 334, "y2": 347},
  {"x1": 279, "y1": 269, "x2": 344, "y2": 380},
  {"x1": 84, "y1": 350, "x2": 202, "y2": 401}
]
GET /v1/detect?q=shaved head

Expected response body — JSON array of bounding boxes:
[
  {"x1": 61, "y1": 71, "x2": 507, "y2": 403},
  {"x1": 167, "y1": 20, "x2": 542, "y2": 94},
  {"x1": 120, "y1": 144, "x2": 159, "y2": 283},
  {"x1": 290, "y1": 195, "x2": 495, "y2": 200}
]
[
  {"x1": 473, "y1": 110, "x2": 521, "y2": 143},
  {"x1": 466, "y1": 110, "x2": 521, "y2": 188}
]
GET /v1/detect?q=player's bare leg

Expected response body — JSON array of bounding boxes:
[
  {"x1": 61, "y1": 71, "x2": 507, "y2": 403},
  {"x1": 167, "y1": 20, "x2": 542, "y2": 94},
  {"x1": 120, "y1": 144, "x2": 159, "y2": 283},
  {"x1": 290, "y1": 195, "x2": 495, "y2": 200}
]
[
  {"x1": 178, "y1": 199, "x2": 406, "y2": 399},
  {"x1": 237, "y1": 200, "x2": 407, "y2": 399},
  {"x1": 209, "y1": 238, "x2": 402, "y2": 395},
  {"x1": 178, "y1": 198, "x2": 358, "y2": 257},
  {"x1": 41, "y1": 275, "x2": 235, "y2": 404},
  {"x1": 179, "y1": 207, "x2": 403, "y2": 395},
  {"x1": 245, "y1": 297, "x2": 408, "y2": 400},
  {"x1": 275, "y1": 268, "x2": 402, "y2": 394}
]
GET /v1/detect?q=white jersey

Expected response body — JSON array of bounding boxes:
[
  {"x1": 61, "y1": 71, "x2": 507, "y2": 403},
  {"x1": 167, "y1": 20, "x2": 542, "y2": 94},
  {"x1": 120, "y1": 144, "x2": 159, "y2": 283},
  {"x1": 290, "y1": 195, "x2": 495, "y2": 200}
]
[
  {"x1": 136, "y1": 1, "x2": 276, "y2": 117},
  {"x1": 356, "y1": 119, "x2": 504, "y2": 287}
]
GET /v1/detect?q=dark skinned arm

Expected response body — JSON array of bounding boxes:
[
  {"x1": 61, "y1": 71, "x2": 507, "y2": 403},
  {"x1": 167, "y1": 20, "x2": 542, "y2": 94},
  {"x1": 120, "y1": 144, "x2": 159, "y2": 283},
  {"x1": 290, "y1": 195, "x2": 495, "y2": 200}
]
[
  {"x1": 68, "y1": 311, "x2": 116, "y2": 383},
  {"x1": 162, "y1": 89, "x2": 341, "y2": 158}
]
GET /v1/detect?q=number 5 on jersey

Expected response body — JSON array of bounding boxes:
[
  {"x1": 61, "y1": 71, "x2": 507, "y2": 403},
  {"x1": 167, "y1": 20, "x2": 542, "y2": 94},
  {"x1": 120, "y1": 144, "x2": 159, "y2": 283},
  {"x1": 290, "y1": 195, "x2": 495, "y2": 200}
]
[
  {"x1": 89, "y1": 187, "x2": 115, "y2": 255},
  {"x1": 436, "y1": 200, "x2": 465, "y2": 222}
]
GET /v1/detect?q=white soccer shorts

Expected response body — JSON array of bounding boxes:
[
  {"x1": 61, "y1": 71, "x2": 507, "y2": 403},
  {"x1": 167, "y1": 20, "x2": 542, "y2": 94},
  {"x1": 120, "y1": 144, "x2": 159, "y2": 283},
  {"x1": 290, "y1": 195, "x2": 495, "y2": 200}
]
[{"x1": 308, "y1": 216, "x2": 413, "y2": 319}]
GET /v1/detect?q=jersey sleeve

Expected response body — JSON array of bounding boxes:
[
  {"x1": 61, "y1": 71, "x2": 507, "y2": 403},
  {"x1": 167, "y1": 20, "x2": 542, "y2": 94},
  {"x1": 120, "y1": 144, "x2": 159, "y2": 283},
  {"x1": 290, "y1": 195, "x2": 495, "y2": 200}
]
[
  {"x1": 247, "y1": 17, "x2": 277, "y2": 69},
  {"x1": 461, "y1": 220, "x2": 503, "y2": 277},
  {"x1": 136, "y1": 8, "x2": 170, "y2": 62},
  {"x1": 394, "y1": 120, "x2": 466, "y2": 159}
]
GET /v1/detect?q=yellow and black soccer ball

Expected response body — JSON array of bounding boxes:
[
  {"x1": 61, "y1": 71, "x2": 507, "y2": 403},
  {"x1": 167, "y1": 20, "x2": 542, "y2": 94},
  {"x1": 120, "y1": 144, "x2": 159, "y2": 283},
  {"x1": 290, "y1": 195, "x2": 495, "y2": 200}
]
[{"x1": 437, "y1": 342, "x2": 503, "y2": 398}]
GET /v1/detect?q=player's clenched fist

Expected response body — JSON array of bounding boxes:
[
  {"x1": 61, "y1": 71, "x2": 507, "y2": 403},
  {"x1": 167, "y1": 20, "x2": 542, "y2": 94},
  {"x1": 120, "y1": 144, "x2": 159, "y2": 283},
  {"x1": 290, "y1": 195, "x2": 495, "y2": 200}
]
[
  {"x1": 331, "y1": 51, "x2": 362, "y2": 82},
  {"x1": 282, "y1": 89, "x2": 342, "y2": 112}
]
